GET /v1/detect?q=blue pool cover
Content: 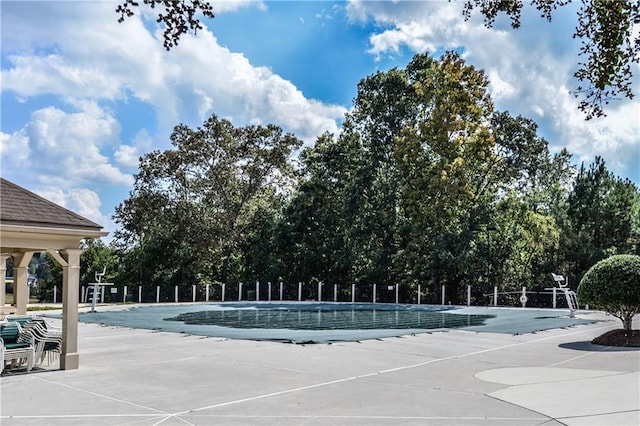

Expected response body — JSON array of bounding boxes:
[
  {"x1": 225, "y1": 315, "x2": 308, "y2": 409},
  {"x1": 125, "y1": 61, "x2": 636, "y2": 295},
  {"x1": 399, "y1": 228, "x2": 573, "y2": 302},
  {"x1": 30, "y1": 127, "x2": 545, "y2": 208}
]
[{"x1": 73, "y1": 302, "x2": 599, "y2": 343}]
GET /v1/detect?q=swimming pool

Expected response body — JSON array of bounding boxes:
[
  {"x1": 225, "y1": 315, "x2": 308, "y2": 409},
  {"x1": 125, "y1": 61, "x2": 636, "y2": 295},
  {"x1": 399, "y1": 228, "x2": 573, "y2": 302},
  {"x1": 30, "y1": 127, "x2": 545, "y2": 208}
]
[{"x1": 74, "y1": 302, "x2": 599, "y2": 343}]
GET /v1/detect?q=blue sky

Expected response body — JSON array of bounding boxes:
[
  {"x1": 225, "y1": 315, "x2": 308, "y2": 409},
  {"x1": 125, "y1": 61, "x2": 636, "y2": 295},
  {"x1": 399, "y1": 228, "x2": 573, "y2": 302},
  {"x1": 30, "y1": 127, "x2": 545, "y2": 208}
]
[{"x1": 1, "y1": 1, "x2": 639, "y2": 238}]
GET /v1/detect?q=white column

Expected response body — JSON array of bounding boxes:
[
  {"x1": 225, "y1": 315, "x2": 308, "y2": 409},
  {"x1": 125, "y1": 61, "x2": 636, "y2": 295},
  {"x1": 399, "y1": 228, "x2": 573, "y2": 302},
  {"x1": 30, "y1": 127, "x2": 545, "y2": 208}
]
[
  {"x1": 60, "y1": 248, "x2": 83, "y2": 370},
  {"x1": 13, "y1": 252, "x2": 35, "y2": 314},
  {"x1": 0, "y1": 254, "x2": 9, "y2": 309}
]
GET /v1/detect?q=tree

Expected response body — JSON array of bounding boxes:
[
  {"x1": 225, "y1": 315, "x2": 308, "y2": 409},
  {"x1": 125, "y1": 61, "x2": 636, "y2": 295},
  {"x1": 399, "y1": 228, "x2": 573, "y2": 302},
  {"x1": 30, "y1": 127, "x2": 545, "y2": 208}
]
[
  {"x1": 463, "y1": 0, "x2": 639, "y2": 119},
  {"x1": 116, "y1": 0, "x2": 214, "y2": 50},
  {"x1": 578, "y1": 254, "x2": 640, "y2": 330},
  {"x1": 80, "y1": 239, "x2": 120, "y2": 287},
  {"x1": 394, "y1": 51, "x2": 497, "y2": 299},
  {"x1": 562, "y1": 156, "x2": 639, "y2": 282},
  {"x1": 113, "y1": 114, "x2": 302, "y2": 292},
  {"x1": 276, "y1": 132, "x2": 360, "y2": 287}
]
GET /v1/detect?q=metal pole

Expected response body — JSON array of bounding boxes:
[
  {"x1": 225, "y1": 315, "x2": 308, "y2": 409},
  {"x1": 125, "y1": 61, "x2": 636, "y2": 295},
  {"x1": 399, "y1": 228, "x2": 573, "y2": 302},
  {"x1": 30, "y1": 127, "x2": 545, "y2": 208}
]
[
  {"x1": 417, "y1": 284, "x2": 421, "y2": 305},
  {"x1": 156, "y1": 286, "x2": 160, "y2": 303},
  {"x1": 192, "y1": 284, "x2": 196, "y2": 303},
  {"x1": 268, "y1": 282, "x2": 272, "y2": 301},
  {"x1": 279, "y1": 282, "x2": 283, "y2": 301},
  {"x1": 53, "y1": 285, "x2": 57, "y2": 304},
  {"x1": 318, "y1": 281, "x2": 322, "y2": 302},
  {"x1": 206, "y1": 284, "x2": 210, "y2": 302},
  {"x1": 174, "y1": 286, "x2": 178, "y2": 303},
  {"x1": 238, "y1": 282, "x2": 243, "y2": 301},
  {"x1": 123, "y1": 285, "x2": 127, "y2": 303},
  {"x1": 552, "y1": 287, "x2": 557, "y2": 308},
  {"x1": 256, "y1": 281, "x2": 259, "y2": 301},
  {"x1": 138, "y1": 285, "x2": 142, "y2": 303},
  {"x1": 441, "y1": 284, "x2": 445, "y2": 305},
  {"x1": 373, "y1": 283, "x2": 376, "y2": 303},
  {"x1": 334, "y1": 284, "x2": 337, "y2": 302},
  {"x1": 222, "y1": 283, "x2": 226, "y2": 302},
  {"x1": 494, "y1": 286, "x2": 498, "y2": 307},
  {"x1": 352, "y1": 284, "x2": 355, "y2": 303},
  {"x1": 298, "y1": 282, "x2": 302, "y2": 301},
  {"x1": 467, "y1": 285, "x2": 471, "y2": 306},
  {"x1": 395, "y1": 284, "x2": 399, "y2": 304}
]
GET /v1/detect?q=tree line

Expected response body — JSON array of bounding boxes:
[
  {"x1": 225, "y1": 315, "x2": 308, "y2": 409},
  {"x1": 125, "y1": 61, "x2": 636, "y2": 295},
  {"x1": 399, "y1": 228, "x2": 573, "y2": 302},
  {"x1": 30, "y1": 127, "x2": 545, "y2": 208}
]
[{"x1": 29, "y1": 52, "x2": 640, "y2": 305}]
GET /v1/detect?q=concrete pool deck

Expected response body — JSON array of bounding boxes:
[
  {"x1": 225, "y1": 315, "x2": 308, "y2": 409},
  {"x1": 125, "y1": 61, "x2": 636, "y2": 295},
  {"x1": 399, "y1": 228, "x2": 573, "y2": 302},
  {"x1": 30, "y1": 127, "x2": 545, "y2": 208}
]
[{"x1": 1, "y1": 307, "x2": 639, "y2": 425}]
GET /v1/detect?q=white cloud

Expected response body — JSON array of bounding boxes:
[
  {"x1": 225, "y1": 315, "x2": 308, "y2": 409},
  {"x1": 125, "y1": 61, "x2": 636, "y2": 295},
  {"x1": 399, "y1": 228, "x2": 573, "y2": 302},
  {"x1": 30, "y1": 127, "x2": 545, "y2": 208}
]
[
  {"x1": 0, "y1": 131, "x2": 30, "y2": 164},
  {"x1": 2, "y1": 54, "x2": 124, "y2": 100},
  {"x1": 214, "y1": 0, "x2": 266, "y2": 13},
  {"x1": 114, "y1": 144, "x2": 140, "y2": 170},
  {"x1": 35, "y1": 187, "x2": 114, "y2": 236},
  {"x1": 1, "y1": 1, "x2": 345, "y2": 142},
  {"x1": 114, "y1": 128, "x2": 153, "y2": 170},
  {"x1": 1, "y1": 103, "x2": 133, "y2": 187}
]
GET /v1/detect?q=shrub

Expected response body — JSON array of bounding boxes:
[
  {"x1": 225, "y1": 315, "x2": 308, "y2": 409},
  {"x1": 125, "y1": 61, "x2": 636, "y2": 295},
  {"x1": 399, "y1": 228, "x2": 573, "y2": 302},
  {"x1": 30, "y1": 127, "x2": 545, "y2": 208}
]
[{"x1": 578, "y1": 254, "x2": 640, "y2": 330}]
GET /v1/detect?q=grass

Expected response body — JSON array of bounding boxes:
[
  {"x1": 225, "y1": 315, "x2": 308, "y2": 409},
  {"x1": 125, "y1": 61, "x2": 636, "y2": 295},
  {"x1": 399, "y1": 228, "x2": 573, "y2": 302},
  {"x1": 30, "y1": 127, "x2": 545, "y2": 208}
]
[{"x1": 27, "y1": 305, "x2": 64, "y2": 312}]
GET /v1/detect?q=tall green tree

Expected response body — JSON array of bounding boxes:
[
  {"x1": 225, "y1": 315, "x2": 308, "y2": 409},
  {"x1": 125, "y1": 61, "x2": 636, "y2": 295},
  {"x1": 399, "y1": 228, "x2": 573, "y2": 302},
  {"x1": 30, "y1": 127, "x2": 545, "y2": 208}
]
[
  {"x1": 80, "y1": 239, "x2": 120, "y2": 286},
  {"x1": 562, "y1": 156, "x2": 640, "y2": 282},
  {"x1": 114, "y1": 114, "x2": 302, "y2": 292},
  {"x1": 394, "y1": 51, "x2": 497, "y2": 299},
  {"x1": 276, "y1": 132, "x2": 360, "y2": 287}
]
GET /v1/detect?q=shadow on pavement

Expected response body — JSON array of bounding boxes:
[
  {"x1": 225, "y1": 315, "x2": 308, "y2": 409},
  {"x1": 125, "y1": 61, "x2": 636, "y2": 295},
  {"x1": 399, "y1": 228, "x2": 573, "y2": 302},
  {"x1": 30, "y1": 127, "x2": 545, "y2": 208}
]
[{"x1": 559, "y1": 341, "x2": 640, "y2": 352}]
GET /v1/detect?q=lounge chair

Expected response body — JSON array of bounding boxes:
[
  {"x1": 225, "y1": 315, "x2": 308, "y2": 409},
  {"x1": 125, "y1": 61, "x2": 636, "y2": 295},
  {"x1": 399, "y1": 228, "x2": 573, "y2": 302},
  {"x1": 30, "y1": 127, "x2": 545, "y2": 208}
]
[
  {"x1": 23, "y1": 318, "x2": 62, "y2": 365},
  {"x1": 0, "y1": 322, "x2": 35, "y2": 373}
]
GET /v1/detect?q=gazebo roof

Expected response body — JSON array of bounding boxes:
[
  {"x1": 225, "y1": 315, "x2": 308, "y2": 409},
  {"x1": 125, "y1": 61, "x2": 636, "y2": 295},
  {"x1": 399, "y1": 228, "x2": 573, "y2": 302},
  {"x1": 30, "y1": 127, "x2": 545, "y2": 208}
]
[
  {"x1": 0, "y1": 178, "x2": 103, "y2": 230},
  {"x1": 0, "y1": 178, "x2": 107, "y2": 251}
]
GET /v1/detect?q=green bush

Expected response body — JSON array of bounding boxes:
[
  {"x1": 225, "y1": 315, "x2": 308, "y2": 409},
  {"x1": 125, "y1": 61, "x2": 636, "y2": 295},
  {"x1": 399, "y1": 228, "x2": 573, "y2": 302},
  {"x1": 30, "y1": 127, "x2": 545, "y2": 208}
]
[{"x1": 578, "y1": 254, "x2": 640, "y2": 330}]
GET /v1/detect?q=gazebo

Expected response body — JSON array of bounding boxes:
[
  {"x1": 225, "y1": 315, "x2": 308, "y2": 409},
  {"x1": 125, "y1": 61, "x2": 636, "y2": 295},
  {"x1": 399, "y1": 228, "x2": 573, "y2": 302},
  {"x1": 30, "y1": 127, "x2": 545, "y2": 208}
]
[{"x1": 0, "y1": 178, "x2": 108, "y2": 369}]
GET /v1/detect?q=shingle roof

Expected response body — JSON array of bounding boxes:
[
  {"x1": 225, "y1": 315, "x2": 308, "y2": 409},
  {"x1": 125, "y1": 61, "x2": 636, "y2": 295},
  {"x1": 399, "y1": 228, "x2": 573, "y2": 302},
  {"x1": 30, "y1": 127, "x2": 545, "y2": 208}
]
[{"x1": 0, "y1": 178, "x2": 103, "y2": 230}]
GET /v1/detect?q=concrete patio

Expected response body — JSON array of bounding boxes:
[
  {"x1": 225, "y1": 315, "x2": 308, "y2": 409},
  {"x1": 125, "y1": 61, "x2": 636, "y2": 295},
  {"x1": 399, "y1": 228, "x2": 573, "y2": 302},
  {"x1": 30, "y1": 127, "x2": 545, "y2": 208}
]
[{"x1": 1, "y1": 309, "x2": 638, "y2": 425}]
